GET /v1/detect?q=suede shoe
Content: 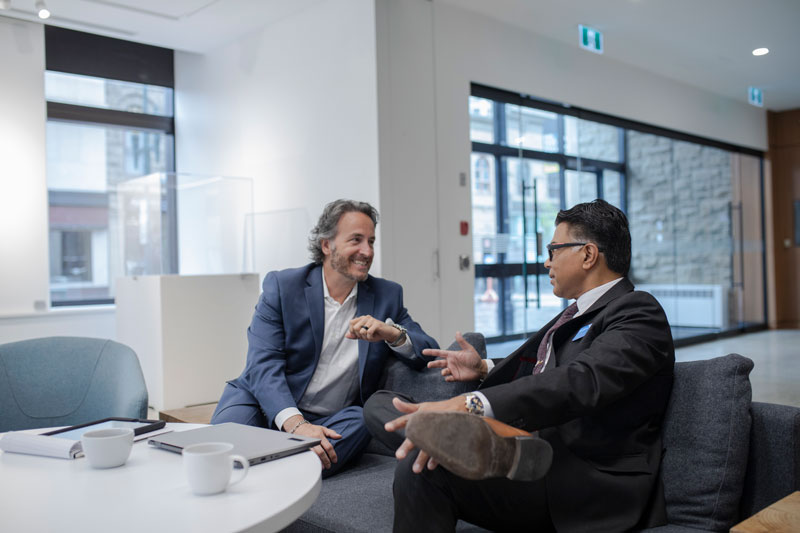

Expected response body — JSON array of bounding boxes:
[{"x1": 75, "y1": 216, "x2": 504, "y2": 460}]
[{"x1": 405, "y1": 411, "x2": 552, "y2": 481}]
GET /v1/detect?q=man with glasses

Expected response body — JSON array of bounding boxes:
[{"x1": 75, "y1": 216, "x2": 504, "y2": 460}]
[{"x1": 364, "y1": 199, "x2": 674, "y2": 532}]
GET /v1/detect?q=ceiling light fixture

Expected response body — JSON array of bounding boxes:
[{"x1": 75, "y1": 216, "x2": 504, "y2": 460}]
[
  {"x1": 35, "y1": 0, "x2": 50, "y2": 19},
  {"x1": 752, "y1": 47, "x2": 769, "y2": 56}
]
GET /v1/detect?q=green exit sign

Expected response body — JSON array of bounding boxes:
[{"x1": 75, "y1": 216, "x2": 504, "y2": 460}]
[
  {"x1": 748, "y1": 86, "x2": 764, "y2": 107},
  {"x1": 579, "y1": 25, "x2": 603, "y2": 54}
]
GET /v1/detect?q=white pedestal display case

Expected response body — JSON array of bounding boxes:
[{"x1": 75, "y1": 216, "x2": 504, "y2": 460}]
[{"x1": 115, "y1": 273, "x2": 259, "y2": 411}]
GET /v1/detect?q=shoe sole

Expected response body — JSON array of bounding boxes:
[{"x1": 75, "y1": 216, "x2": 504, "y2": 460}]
[{"x1": 405, "y1": 412, "x2": 552, "y2": 481}]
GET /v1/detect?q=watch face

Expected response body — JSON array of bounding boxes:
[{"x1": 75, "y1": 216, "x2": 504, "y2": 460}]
[{"x1": 466, "y1": 394, "x2": 484, "y2": 415}]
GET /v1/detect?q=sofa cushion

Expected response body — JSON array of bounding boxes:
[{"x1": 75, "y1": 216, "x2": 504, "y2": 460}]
[
  {"x1": 659, "y1": 353, "x2": 754, "y2": 531},
  {"x1": 380, "y1": 332, "x2": 486, "y2": 402}
]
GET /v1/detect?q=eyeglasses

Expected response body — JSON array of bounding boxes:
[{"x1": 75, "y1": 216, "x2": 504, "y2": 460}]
[{"x1": 546, "y1": 242, "x2": 588, "y2": 261}]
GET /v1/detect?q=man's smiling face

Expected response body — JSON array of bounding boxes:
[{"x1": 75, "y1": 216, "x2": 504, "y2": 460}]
[{"x1": 324, "y1": 211, "x2": 375, "y2": 283}]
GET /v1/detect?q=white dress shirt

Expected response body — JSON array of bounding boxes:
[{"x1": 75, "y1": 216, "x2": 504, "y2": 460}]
[
  {"x1": 275, "y1": 270, "x2": 414, "y2": 431},
  {"x1": 477, "y1": 277, "x2": 623, "y2": 419}
]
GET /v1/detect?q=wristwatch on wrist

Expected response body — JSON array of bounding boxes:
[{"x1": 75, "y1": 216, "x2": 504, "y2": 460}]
[
  {"x1": 464, "y1": 393, "x2": 485, "y2": 416},
  {"x1": 388, "y1": 323, "x2": 408, "y2": 347}
]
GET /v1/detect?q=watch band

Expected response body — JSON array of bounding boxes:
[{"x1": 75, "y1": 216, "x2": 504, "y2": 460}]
[{"x1": 388, "y1": 323, "x2": 408, "y2": 347}]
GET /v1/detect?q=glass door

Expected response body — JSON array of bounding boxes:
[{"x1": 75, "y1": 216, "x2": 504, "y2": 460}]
[{"x1": 472, "y1": 153, "x2": 566, "y2": 339}]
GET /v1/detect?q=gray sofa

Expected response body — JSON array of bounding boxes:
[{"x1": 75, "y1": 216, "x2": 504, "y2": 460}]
[{"x1": 285, "y1": 334, "x2": 800, "y2": 532}]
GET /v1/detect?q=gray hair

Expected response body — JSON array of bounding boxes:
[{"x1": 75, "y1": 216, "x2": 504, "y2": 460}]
[{"x1": 308, "y1": 199, "x2": 379, "y2": 264}]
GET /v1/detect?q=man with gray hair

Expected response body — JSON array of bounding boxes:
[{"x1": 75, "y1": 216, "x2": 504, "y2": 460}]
[{"x1": 212, "y1": 199, "x2": 438, "y2": 476}]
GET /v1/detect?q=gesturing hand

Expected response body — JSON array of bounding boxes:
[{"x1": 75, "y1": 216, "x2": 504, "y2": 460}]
[
  {"x1": 423, "y1": 332, "x2": 487, "y2": 382},
  {"x1": 290, "y1": 421, "x2": 342, "y2": 470},
  {"x1": 384, "y1": 395, "x2": 465, "y2": 474}
]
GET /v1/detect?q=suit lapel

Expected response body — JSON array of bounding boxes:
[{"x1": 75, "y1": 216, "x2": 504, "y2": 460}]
[
  {"x1": 355, "y1": 278, "x2": 375, "y2": 379},
  {"x1": 550, "y1": 278, "x2": 634, "y2": 355},
  {"x1": 485, "y1": 278, "x2": 636, "y2": 382},
  {"x1": 304, "y1": 266, "x2": 325, "y2": 363}
]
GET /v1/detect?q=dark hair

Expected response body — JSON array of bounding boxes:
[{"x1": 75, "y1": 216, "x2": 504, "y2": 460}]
[
  {"x1": 555, "y1": 199, "x2": 631, "y2": 275},
  {"x1": 308, "y1": 199, "x2": 379, "y2": 264}
]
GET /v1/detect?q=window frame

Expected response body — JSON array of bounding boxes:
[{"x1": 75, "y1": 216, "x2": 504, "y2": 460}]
[
  {"x1": 470, "y1": 83, "x2": 767, "y2": 346},
  {"x1": 45, "y1": 27, "x2": 176, "y2": 307}
]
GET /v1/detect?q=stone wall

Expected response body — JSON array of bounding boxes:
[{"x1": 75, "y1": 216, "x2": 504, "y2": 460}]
[{"x1": 626, "y1": 131, "x2": 733, "y2": 286}]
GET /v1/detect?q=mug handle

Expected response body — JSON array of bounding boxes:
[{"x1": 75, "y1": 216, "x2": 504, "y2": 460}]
[{"x1": 229, "y1": 455, "x2": 250, "y2": 487}]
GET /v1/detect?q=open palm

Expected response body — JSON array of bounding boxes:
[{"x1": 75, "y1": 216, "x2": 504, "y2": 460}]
[{"x1": 423, "y1": 332, "x2": 485, "y2": 382}]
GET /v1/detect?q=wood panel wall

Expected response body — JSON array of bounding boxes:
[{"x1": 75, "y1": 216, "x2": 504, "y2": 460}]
[{"x1": 767, "y1": 109, "x2": 800, "y2": 329}]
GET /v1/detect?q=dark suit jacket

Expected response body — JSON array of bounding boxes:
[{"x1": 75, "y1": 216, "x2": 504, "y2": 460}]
[
  {"x1": 222, "y1": 263, "x2": 438, "y2": 429},
  {"x1": 480, "y1": 278, "x2": 674, "y2": 532}
]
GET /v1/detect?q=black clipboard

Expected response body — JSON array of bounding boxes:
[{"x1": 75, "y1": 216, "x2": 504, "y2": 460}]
[{"x1": 42, "y1": 417, "x2": 166, "y2": 440}]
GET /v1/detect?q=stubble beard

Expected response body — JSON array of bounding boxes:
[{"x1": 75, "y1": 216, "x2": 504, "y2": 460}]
[{"x1": 330, "y1": 246, "x2": 370, "y2": 283}]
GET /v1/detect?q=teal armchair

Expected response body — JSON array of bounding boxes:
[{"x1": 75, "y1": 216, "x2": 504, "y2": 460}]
[{"x1": 0, "y1": 337, "x2": 148, "y2": 432}]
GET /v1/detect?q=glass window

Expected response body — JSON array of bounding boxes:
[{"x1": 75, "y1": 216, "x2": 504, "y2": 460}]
[
  {"x1": 46, "y1": 70, "x2": 174, "y2": 305},
  {"x1": 602, "y1": 170, "x2": 622, "y2": 208},
  {"x1": 471, "y1": 153, "x2": 498, "y2": 265},
  {"x1": 502, "y1": 157, "x2": 560, "y2": 263},
  {"x1": 504, "y1": 104, "x2": 559, "y2": 152},
  {"x1": 468, "y1": 85, "x2": 765, "y2": 347},
  {"x1": 46, "y1": 120, "x2": 174, "y2": 304},
  {"x1": 469, "y1": 97, "x2": 494, "y2": 143},
  {"x1": 565, "y1": 170, "x2": 597, "y2": 207},
  {"x1": 564, "y1": 117, "x2": 621, "y2": 162},
  {"x1": 45, "y1": 71, "x2": 174, "y2": 116},
  {"x1": 474, "y1": 276, "x2": 501, "y2": 338}
]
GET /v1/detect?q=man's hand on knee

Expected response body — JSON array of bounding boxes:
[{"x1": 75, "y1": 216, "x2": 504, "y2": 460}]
[
  {"x1": 283, "y1": 416, "x2": 342, "y2": 469},
  {"x1": 384, "y1": 395, "x2": 466, "y2": 474}
]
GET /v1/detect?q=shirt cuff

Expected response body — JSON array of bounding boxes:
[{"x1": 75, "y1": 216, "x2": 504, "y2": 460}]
[
  {"x1": 485, "y1": 359, "x2": 495, "y2": 373},
  {"x1": 384, "y1": 318, "x2": 414, "y2": 357},
  {"x1": 388, "y1": 334, "x2": 414, "y2": 356},
  {"x1": 275, "y1": 407, "x2": 303, "y2": 432},
  {"x1": 472, "y1": 391, "x2": 494, "y2": 419}
]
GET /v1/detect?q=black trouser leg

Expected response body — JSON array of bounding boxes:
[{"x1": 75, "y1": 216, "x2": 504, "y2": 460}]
[
  {"x1": 363, "y1": 390, "x2": 416, "y2": 450},
  {"x1": 393, "y1": 448, "x2": 554, "y2": 533}
]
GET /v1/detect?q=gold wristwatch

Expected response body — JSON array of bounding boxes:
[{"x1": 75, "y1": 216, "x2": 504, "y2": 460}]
[{"x1": 464, "y1": 393, "x2": 485, "y2": 416}]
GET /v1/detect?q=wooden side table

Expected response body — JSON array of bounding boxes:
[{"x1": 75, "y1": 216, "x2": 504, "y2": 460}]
[
  {"x1": 731, "y1": 491, "x2": 800, "y2": 532},
  {"x1": 158, "y1": 403, "x2": 218, "y2": 424}
]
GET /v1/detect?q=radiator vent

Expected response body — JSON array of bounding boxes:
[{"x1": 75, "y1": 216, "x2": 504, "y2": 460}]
[{"x1": 637, "y1": 284, "x2": 728, "y2": 329}]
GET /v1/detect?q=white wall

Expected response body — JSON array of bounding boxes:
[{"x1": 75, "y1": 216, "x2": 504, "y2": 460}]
[
  {"x1": 0, "y1": 307, "x2": 116, "y2": 345},
  {"x1": 0, "y1": 18, "x2": 49, "y2": 318},
  {"x1": 0, "y1": 19, "x2": 117, "y2": 344},
  {"x1": 376, "y1": 0, "x2": 769, "y2": 341},
  {"x1": 174, "y1": 0, "x2": 382, "y2": 278},
  {"x1": 375, "y1": 0, "x2": 443, "y2": 340}
]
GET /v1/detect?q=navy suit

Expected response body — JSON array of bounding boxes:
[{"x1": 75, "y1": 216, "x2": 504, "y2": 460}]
[{"x1": 212, "y1": 263, "x2": 437, "y2": 474}]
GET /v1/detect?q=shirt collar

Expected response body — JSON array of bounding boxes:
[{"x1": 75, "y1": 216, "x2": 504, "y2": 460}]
[
  {"x1": 574, "y1": 277, "x2": 623, "y2": 316},
  {"x1": 321, "y1": 268, "x2": 358, "y2": 304}
]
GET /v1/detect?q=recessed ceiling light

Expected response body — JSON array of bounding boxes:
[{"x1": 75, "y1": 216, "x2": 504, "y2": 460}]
[
  {"x1": 35, "y1": 0, "x2": 50, "y2": 19},
  {"x1": 752, "y1": 48, "x2": 769, "y2": 56}
]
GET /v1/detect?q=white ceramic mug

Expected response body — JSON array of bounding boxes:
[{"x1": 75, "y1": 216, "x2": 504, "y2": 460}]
[
  {"x1": 183, "y1": 442, "x2": 249, "y2": 496},
  {"x1": 81, "y1": 427, "x2": 134, "y2": 469}
]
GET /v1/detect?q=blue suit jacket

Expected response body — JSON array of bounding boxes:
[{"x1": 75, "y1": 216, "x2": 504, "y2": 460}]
[{"x1": 224, "y1": 263, "x2": 438, "y2": 428}]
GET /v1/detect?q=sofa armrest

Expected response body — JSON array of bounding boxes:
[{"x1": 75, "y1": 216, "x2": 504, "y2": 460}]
[
  {"x1": 739, "y1": 401, "x2": 800, "y2": 518},
  {"x1": 380, "y1": 332, "x2": 487, "y2": 402}
]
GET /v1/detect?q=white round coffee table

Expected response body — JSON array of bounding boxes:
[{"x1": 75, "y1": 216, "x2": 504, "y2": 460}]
[{"x1": 0, "y1": 424, "x2": 321, "y2": 532}]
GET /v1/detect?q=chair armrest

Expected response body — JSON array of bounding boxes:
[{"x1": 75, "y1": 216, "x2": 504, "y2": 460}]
[{"x1": 739, "y1": 401, "x2": 800, "y2": 517}]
